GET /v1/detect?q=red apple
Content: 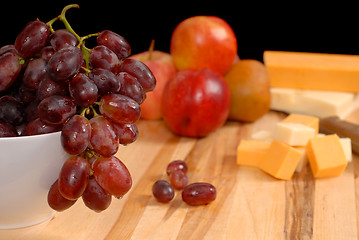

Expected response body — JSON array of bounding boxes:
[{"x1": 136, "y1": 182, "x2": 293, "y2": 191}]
[
  {"x1": 131, "y1": 50, "x2": 176, "y2": 120},
  {"x1": 162, "y1": 69, "x2": 231, "y2": 137},
  {"x1": 170, "y1": 16, "x2": 237, "y2": 75}
]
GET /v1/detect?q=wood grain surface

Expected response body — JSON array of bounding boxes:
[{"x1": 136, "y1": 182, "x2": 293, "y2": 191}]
[{"x1": 1, "y1": 110, "x2": 359, "y2": 240}]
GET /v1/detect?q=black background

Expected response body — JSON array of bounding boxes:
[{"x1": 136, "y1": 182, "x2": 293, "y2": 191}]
[{"x1": 1, "y1": 1, "x2": 358, "y2": 62}]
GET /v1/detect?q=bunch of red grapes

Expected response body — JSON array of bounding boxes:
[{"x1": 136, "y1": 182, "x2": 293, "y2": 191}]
[{"x1": 0, "y1": 5, "x2": 156, "y2": 212}]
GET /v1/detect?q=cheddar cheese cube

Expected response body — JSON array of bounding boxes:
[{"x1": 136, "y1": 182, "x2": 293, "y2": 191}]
[
  {"x1": 236, "y1": 140, "x2": 271, "y2": 167},
  {"x1": 281, "y1": 113, "x2": 319, "y2": 134},
  {"x1": 260, "y1": 140, "x2": 304, "y2": 180},
  {"x1": 306, "y1": 134, "x2": 347, "y2": 178},
  {"x1": 274, "y1": 122, "x2": 316, "y2": 146}
]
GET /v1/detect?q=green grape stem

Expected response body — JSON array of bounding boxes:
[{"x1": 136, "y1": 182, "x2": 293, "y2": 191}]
[
  {"x1": 59, "y1": 4, "x2": 81, "y2": 40},
  {"x1": 46, "y1": 4, "x2": 101, "y2": 70}
]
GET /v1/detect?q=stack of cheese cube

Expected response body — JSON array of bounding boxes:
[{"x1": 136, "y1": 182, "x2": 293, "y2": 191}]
[{"x1": 236, "y1": 113, "x2": 352, "y2": 180}]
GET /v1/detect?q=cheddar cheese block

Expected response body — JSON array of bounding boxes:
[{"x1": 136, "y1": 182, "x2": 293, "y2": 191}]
[
  {"x1": 236, "y1": 140, "x2": 271, "y2": 167},
  {"x1": 281, "y1": 113, "x2": 319, "y2": 134},
  {"x1": 260, "y1": 140, "x2": 304, "y2": 180},
  {"x1": 270, "y1": 88, "x2": 357, "y2": 118},
  {"x1": 306, "y1": 134, "x2": 347, "y2": 178},
  {"x1": 264, "y1": 51, "x2": 359, "y2": 92}
]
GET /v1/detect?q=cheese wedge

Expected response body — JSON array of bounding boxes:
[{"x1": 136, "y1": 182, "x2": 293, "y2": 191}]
[
  {"x1": 306, "y1": 134, "x2": 347, "y2": 178},
  {"x1": 281, "y1": 113, "x2": 319, "y2": 134},
  {"x1": 264, "y1": 51, "x2": 359, "y2": 92},
  {"x1": 270, "y1": 88, "x2": 356, "y2": 118},
  {"x1": 236, "y1": 140, "x2": 271, "y2": 167},
  {"x1": 260, "y1": 140, "x2": 304, "y2": 180}
]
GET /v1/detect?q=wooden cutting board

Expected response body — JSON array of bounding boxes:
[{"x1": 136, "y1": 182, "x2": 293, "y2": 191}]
[{"x1": 2, "y1": 110, "x2": 359, "y2": 240}]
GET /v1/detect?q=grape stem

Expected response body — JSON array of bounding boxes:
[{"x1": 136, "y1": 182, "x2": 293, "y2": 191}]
[
  {"x1": 46, "y1": 4, "x2": 103, "y2": 72},
  {"x1": 59, "y1": 4, "x2": 81, "y2": 40},
  {"x1": 90, "y1": 105, "x2": 99, "y2": 117},
  {"x1": 80, "y1": 107, "x2": 90, "y2": 117}
]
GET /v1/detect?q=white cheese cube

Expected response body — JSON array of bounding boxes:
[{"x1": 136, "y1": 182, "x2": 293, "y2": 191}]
[
  {"x1": 339, "y1": 138, "x2": 352, "y2": 162},
  {"x1": 294, "y1": 147, "x2": 308, "y2": 173},
  {"x1": 274, "y1": 122, "x2": 316, "y2": 146}
]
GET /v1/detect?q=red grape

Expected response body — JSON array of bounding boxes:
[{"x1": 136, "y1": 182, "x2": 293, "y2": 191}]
[
  {"x1": 47, "y1": 46, "x2": 83, "y2": 81},
  {"x1": 58, "y1": 156, "x2": 90, "y2": 200},
  {"x1": 152, "y1": 180, "x2": 174, "y2": 203},
  {"x1": 166, "y1": 160, "x2": 188, "y2": 176},
  {"x1": 119, "y1": 58, "x2": 156, "y2": 92},
  {"x1": 99, "y1": 93, "x2": 141, "y2": 124},
  {"x1": 0, "y1": 96, "x2": 24, "y2": 126},
  {"x1": 37, "y1": 73, "x2": 69, "y2": 100},
  {"x1": 0, "y1": 45, "x2": 18, "y2": 56},
  {"x1": 61, "y1": 115, "x2": 91, "y2": 155},
  {"x1": 23, "y1": 58, "x2": 47, "y2": 90},
  {"x1": 48, "y1": 179, "x2": 77, "y2": 212},
  {"x1": 69, "y1": 73, "x2": 98, "y2": 107},
  {"x1": 24, "y1": 101, "x2": 39, "y2": 122},
  {"x1": 50, "y1": 29, "x2": 79, "y2": 51},
  {"x1": 117, "y1": 72, "x2": 146, "y2": 104},
  {"x1": 0, "y1": 120, "x2": 17, "y2": 137},
  {"x1": 37, "y1": 95, "x2": 76, "y2": 126},
  {"x1": 92, "y1": 155, "x2": 132, "y2": 198},
  {"x1": 89, "y1": 68, "x2": 121, "y2": 95},
  {"x1": 82, "y1": 177, "x2": 112, "y2": 212},
  {"x1": 0, "y1": 52, "x2": 22, "y2": 92},
  {"x1": 89, "y1": 116, "x2": 119, "y2": 157},
  {"x1": 14, "y1": 20, "x2": 50, "y2": 58},
  {"x1": 18, "y1": 84, "x2": 37, "y2": 105},
  {"x1": 25, "y1": 118, "x2": 62, "y2": 136},
  {"x1": 97, "y1": 30, "x2": 131, "y2": 60},
  {"x1": 112, "y1": 122, "x2": 139, "y2": 145},
  {"x1": 169, "y1": 172, "x2": 188, "y2": 190},
  {"x1": 89, "y1": 45, "x2": 121, "y2": 74},
  {"x1": 40, "y1": 46, "x2": 55, "y2": 61},
  {"x1": 182, "y1": 183, "x2": 216, "y2": 206}
]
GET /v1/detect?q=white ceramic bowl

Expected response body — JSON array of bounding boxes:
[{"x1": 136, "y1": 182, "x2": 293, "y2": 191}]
[{"x1": 0, "y1": 131, "x2": 69, "y2": 229}]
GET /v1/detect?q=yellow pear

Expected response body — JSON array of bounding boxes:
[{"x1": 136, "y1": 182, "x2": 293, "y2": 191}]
[{"x1": 224, "y1": 59, "x2": 270, "y2": 122}]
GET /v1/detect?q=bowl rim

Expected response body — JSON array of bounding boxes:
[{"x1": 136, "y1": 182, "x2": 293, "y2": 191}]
[{"x1": 0, "y1": 131, "x2": 61, "y2": 142}]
